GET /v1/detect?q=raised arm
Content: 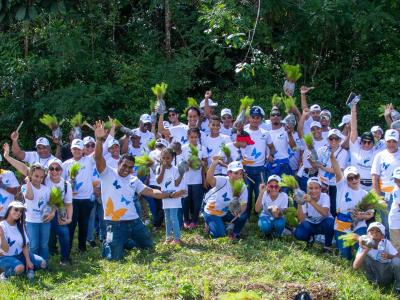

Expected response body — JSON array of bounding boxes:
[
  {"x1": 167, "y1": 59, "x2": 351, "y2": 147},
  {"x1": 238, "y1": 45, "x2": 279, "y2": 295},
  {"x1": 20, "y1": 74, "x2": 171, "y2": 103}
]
[
  {"x1": 350, "y1": 104, "x2": 358, "y2": 143},
  {"x1": 300, "y1": 86, "x2": 312, "y2": 111},
  {"x1": 10, "y1": 131, "x2": 26, "y2": 161},
  {"x1": 330, "y1": 151, "x2": 343, "y2": 183},
  {"x1": 255, "y1": 183, "x2": 267, "y2": 213},
  {"x1": 384, "y1": 103, "x2": 393, "y2": 128},
  {"x1": 206, "y1": 157, "x2": 219, "y2": 188},
  {"x1": 94, "y1": 121, "x2": 107, "y2": 174},
  {"x1": 298, "y1": 108, "x2": 309, "y2": 138},
  {"x1": 158, "y1": 113, "x2": 170, "y2": 137},
  {"x1": 3, "y1": 143, "x2": 29, "y2": 176}
]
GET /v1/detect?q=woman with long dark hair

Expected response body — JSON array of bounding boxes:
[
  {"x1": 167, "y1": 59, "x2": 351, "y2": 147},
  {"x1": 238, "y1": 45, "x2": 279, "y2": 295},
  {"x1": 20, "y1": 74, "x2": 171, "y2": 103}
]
[{"x1": 0, "y1": 201, "x2": 46, "y2": 280}]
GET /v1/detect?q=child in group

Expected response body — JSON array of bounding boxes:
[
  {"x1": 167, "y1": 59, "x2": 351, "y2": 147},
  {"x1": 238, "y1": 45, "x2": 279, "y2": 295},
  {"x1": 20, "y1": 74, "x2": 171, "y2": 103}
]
[
  {"x1": 255, "y1": 175, "x2": 288, "y2": 238},
  {"x1": 388, "y1": 167, "x2": 400, "y2": 251},
  {"x1": 156, "y1": 148, "x2": 186, "y2": 244}
]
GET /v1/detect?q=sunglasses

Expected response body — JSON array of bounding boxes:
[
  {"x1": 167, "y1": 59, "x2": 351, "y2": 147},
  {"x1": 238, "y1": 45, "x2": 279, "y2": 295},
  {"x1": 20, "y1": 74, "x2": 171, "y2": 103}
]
[
  {"x1": 222, "y1": 116, "x2": 232, "y2": 120},
  {"x1": 49, "y1": 166, "x2": 62, "y2": 172},
  {"x1": 347, "y1": 175, "x2": 360, "y2": 181},
  {"x1": 85, "y1": 143, "x2": 95, "y2": 148},
  {"x1": 168, "y1": 114, "x2": 176, "y2": 117},
  {"x1": 268, "y1": 184, "x2": 280, "y2": 190},
  {"x1": 270, "y1": 113, "x2": 281, "y2": 117},
  {"x1": 13, "y1": 208, "x2": 24, "y2": 213},
  {"x1": 329, "y1": 136, "x2": 340, "y2": 141},
  {"x1": 362, "y1": 140, "x2": 373, "y2": 145}
]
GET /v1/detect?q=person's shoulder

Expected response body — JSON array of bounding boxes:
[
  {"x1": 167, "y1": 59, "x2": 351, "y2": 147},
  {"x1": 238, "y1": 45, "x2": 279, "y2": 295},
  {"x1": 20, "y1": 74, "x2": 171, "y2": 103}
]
[{"x1": 279, "y1": 192, "x2": 289, "y2": 200}]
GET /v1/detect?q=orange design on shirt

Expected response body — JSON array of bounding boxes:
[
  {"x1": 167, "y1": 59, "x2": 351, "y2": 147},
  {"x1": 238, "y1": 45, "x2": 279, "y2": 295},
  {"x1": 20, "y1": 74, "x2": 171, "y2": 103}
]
[
  {"x1": 105, "y1": 197, "x2": 127, "y2": 221},
  {"x1": 379, "y1": 181, "x2": 395, "y2": 193},
  {"x1": 206, "y1": 202, "x2": 224, "y2": 216}
]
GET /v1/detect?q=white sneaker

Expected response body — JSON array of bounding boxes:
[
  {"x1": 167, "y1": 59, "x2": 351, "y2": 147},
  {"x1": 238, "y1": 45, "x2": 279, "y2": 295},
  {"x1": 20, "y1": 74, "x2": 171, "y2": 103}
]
[
  {"x1": 315, "y1": 234, "x2": 325, "y2": 244},
  {"x1": 0, "y1": 273, "x2": 7, "y2": 281},
  {"x1": 144, "y1": 219, "x2": 150, "y2": 225}
]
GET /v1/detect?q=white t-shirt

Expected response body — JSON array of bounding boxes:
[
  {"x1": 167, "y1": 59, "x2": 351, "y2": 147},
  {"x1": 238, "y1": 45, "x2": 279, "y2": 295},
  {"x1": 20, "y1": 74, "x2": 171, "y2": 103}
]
[
  {"x1": 317, "y1": 146, "x2": 348, "y2": 186},
  {"x1": 297, "y1": 137, "x2": 327, "y2": 176},
  {"x1": 128, "y1": 145, "x2": 145, "y2": 157},
  {"x1": 0, "y1": 220, "x2": 28, "y2": 256},
  {"x1": 23, "y1": 152, "x2": 55, "y2": 168},
  {"x1": 105, "y1": 155, "x2": 120, "y2": 169},
  {"x1": 0, "y1": 170, "x2": 20, "y2": 218},
  {"x1": 389, "y1": 188, "x2": 400, "y2": 229},
  {"x1": 204, "y1": 177, "x2": 248, "y2": 216},
  {"x1": 62, "y1": 156, "x2": 95, "y2": 200},
  {"x1": 261, "y1": 192, "x2": 288, "y2": 215},
  {"x1": 100, "y1": 166, "x2": 146, "y2": 221},
  {"x1": 302, "y1": 192, "x2": 331, "y2": 224},
  {"x1": 303, "y1": 117, "x2": 314, "y2": 136},
  {"x1": 134, "y1": 128, "x2": 155, "y2": 152},
  {"x1": 243, "y1": 128, "x2": 272, "y2": 167},
  {"x1": 349, "y1": 139, "x2": 377, "y2": 180},
  {"x1": 374, "y1": 140, "x2": 386, "y2": 153},
  {"x1": 269, "y1": 126, "x2": 291, "y2": 160},
  {"x1": 169, "y1": 124, "x2": 189, "y2": 145},
  {"x1": 288, "y1": 132, "x2": 303, "y2": 171},
  {"x1": 22, "y1": 184, "x2": 50, "y2": 223},
  {"x1": 220, "y1": 126, "x2": 233, "y2": 140},
  {"x1": 157, "y1": 166, "x2": 185, "y2": 209},
  {"x1": 371, "y1": 149, "x2": 400, "y2": 193},
  {"x1": 203, "y1": 134, "x2": 231, "y2": 174},
  {"x1": 357, "y1": 238, "x2": 398, "y2": 263},
  {"x1": 336, "y1": 178, "x2": 367, "y2": 231},
  {"x1": 44, "y1": 177, "x2": 73, "y2": 205},
  {"x1": 182, "y1": 144, "x2": 206, "y2": 185}
]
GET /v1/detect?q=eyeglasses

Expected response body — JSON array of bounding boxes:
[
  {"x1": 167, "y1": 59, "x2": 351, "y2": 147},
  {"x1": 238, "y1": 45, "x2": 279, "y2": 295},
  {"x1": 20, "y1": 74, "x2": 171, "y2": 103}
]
[
  {"x1": 270, "y1": 113, "x2": 281, "y2": 117},
  {"x1": 268, "y1": 184, "x2": 280, "y2": 190},
  {"x1": 362, "y1": 140, "x2": 373, "y2": 145},
  {"x1": 49, "y1": 166, "x2": 62, "y2": 172},
  {"x1": 347, "y1": 175, "x2": 360, "y2": 181},
  {"x1": 329, "y1": 136, "x2": 340, "y2": 141},
  {"x1": 85, "y1": 143, "x2": 95, "y2": 148}
]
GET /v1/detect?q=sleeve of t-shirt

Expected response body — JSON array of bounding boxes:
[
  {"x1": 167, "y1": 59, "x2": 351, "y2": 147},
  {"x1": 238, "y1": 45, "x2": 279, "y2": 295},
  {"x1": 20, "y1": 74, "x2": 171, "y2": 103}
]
[
  {"x1": 6, "y1": 171, "x2": 19, "y2": 188},
  {"x1": 385, "y1": 240, "x2": 398, "y2": 256},
  {"x1": 370, "y1": 153, "x2": 381, "y2": 176},
  {"x1": 337, "y1": 149, "x2": 348, "y2": 169},
  {"x1": 265, "y1": 131, "x2": 273, "y2": 145},
  {"x1": 281, "y1": 193, "x2": 289, "y2": 209},
  {"x1": 215, "y1": 176, "x2": 227, "y2": 189},
  {"x1": 336, "y1": 178, "x2": 346, "y2": 191},
  {"x1": 320, "y1": 193, "x2": 331, "y2": 208},
  {"x1": 239, "y1": 186, "x2": 248, "y2": 204},
  {"x1": 64, "y1": 181, "x2": 73, "y2": 204},
  {"x1": 23, "y1": 151, "x2": 38, "y2": 164},
  {"x1": 134, "y1": 178, "x2": 146, "y2": 194}
]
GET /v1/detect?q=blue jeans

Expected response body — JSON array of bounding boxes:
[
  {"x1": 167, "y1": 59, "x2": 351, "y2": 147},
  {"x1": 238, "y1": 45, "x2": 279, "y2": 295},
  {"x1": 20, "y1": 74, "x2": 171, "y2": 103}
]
[
  {"x1": 335, "y1": 227, "x2": 367, "y2": 260},
  {"x1": 0, "y1": 252, "x2": 45, "y2": 278},
  {"x1": 26, "y1": 222, "x2": 51, "y2": 262},
  {"x1": 203, "y1": 211, "x2": 248, "y2": 238},
  {"x1": 266, "y1": 158, "x2": 292, "y2": 177},
  {"x1": 244, "y1": 166, "x2": 265, "y2": 217},
  {"x1": 294, "y1": 217, "x2": 335, "y2": 247},
  {"x1": 182, "y1": 184, "x2": 204, "y2": 224},
  {"x1": 87, "y1": 199, "x2": 106, "y2": 241},
  {"x1": 50, "y1": 213, "x2": 70, "y2": 260},
  {"x1": 102, "y1": 219, "x2": 154, "y2": 260},
  {"x1": 143, "y1": 185, "x2": 164, "y2": 228},
  {"x1": 381, "y1": 193, "x2": 393, "y2": 238},
  {"x1": 258, "y1": 214, "x2": 286, "y2": 237},
  {"x1": 164, "y1": 208, "x2": 181, "y2": 240}
]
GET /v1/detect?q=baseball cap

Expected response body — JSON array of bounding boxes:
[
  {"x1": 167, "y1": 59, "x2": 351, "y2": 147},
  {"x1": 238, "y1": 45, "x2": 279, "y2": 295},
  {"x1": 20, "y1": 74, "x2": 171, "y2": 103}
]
[
  {"x1": 140, "y1": 114, "x2": 152, "y2": 124},
  {"x1": 343, "y1": 166, "x2": 359, "y2": 178},
  {"x1": 320, "y1": 110, "x2": 332, "y2": 119},
  {"x1": 71, "y1": 139, "x2": 84, "y2": 150},
  {"x1": 307, "y1": 177, "x2": 321, "y2": 187},
  {"x1": 155, "y1": 138, "x2": 169, "y2": 148},
  {"x1": 8, "y1": 201, "x2": 26, "y2": 210},
  {"x1": 360, "y1": 132, "x2": 374, "y2": 142},
  {"x1": 227, "y1": 161, "x2": 244, "y2": 172},
  {"x1": 328, "y1": 129, "x2": 342, "y2": 139},
  {"x1": 267, "y1": 175, "x2": 281, "y2": 183},
  {"x1": 107, "y1": 138, "x2": 120, "y2": 148},
  {"x1": 385, "y1": 129, "x2": 399, "y2": 142},
  {"x1": 200, "y1": 99, "x2": 218, "y2": 109},
  {"x1": 48, "y1": 158, "x2": 63, "y2": 169},
  {"x1": 249, "y1": 106, "x2": 264, "y2": 117},
  {"x1": 83, "y1": 136, "x2": 95, "y2": 145},
  {"x1": 168, "y1": 107, "x2": 178, "y2": 114},
  {"x1": 367, "y1": 222, "x2": 385, "y2": 235},
  {"x1": 310, "y1": 104, "x2": 321, "y2": 112},
  {"x1": 221, "y1": 108, "x2": 232, "y2": 117},
  {"x1": 236, "y1": 131, "x2": 255, "y2": 145},
  {"x1": 338, "y1": 114, "x2": 351, "y2": 127},
  {"x1": 393, "y1": 167, "x2": 400, "y2": 180},
  {"x1": 310, "y1": 121, "x2": 322, "y2": 129},
  {"x1": 371, "y1": 125, "x2": 383, "y2": 134},
  {"x1": 36, "y1": 137, "x2": 50, "y2": 147},
  {"x1": 131, "y1": 129, "x2": 141, "y2": 137}
]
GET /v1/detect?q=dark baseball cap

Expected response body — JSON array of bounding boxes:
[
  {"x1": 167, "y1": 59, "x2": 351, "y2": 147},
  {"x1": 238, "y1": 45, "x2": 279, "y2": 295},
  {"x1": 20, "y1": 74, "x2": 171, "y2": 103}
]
[
  {"x1": 250, "y1": 106, "x2": 264, "y2": 117},
  {"x1": 361, "y1": 132, "x2": 374, "y2": 142}
]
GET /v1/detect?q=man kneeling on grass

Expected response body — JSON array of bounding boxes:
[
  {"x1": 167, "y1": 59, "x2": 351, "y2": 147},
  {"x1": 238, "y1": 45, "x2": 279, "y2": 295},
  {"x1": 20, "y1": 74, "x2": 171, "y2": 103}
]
[
  {"x1": 203, "y1": 158, "x2": 248, "y2": 240},
  {"x1": 353, "y1": 222, "x2": 400, "y2": 293},
  {"x1": 93, "y1": 121, "x2": 171, "y2": 260}
]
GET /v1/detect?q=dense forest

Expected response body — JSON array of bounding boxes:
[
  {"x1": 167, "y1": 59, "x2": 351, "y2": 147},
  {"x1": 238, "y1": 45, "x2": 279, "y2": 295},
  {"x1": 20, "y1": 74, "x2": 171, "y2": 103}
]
[{"x1": 0, "y1": 0, "x2": 399, "y2": 147}]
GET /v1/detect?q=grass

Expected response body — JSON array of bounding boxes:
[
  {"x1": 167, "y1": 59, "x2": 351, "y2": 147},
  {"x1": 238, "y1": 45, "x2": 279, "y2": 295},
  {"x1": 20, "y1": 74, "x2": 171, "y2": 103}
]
[{"x1": 0, "y1": 219, "x2": 397, "y2": 300}]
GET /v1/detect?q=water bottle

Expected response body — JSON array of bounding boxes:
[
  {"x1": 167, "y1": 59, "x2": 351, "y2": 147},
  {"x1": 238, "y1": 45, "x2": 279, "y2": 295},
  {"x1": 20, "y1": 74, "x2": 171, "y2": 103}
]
[
  {"x1": 318, "y1": 146, "x2": 331, "y2": 166},
  {"x1": 376, "y1": 240, "x2": 386, "y2": 263},
  {"x1": 26, "y1": 269, "x2": 35, "y2": 282}
]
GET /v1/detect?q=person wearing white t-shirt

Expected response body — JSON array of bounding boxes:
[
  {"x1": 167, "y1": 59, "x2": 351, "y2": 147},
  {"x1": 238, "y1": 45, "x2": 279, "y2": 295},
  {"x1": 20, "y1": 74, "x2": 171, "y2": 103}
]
[
  {"x1": 294, "y1": 177, "x2": 334, "y2": 251},
  {"x1": 0, "y1": 153, "x2": 19, "y2": 219},
  {"x1": 203, "y1": 160, "x2": 248, "y2": 239},
  {"x1": 371, "y1": 126, "x2": 386, "y2": 153},
  {"x1": 199, "y1": 90, "x2": 218, "y2": 135},
  {"x1": 371, "y1": 129, "x2": 400, "y2": 237},
  {"x1": 299, "y1": 86, "x2": 321, "y2": 136},
  {"x1": 388, "y1": 167, "x2": 400, "y2": 251},
  {"x1": 255, "y1": 175, "x2": 288, "y2": 237},
  {"x1": 220, "y1": 108, "x2": 234, "y2": 139},
  {"x1": 93, "y1": 121, "x2": 170, "y2": 260},
  {"x1": 105, "y1": 138, "x2": 121, "y2": 169},
  {"x1": 243, "y1": 106, "x2": 275, "y2": 217},
  {"x1": 353, "y1": 222, "x2": 400, "y2": 293},
  {"x1": 331, "y1": 155, "x2": 372, "y2": 260},
  {"x1": 132, "y1": 114, "x2": 155, "y2": 152},
  {"x1": 62, "y1": 138, "x2": 96, "y2": 252},
  {"x1": 0, "y1": 201, "x2": 46, "y2": 280},
  {"x1": 10, "y1": 131, "x2": 57, "y2": 168}
]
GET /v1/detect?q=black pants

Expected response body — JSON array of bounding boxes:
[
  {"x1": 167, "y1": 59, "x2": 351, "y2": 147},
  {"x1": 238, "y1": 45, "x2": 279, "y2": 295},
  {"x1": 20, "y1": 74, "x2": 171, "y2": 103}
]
[
  {"x1": 328, "y1": 185, "x2": 337, "y2": 218},
  {"x1": 69, "y1": 199, "x2": 94, "y2": 251}
]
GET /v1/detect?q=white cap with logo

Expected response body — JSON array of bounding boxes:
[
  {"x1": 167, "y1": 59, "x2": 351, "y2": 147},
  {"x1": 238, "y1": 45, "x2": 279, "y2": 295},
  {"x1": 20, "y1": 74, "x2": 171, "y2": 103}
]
[
  {"x1": 328, "y1": 129, "x2": 342, "y2": 139},
  {"x1": 71, "y1": 139, "x2": 84, "y2": 150},
  {"x1": 339, "y1": 114, "x2": 351, "y2": 127},
  {"x1": 343, "y1": 166, "x2": 359, "y2": 178},
  {"x1": 140, "y1": 114, "x2": 152, "y2": 124},
  {"x1": 221, "y1": 108, "x2": 232, "y2": 117},
  {"x1": 310, "y1": 104, "x2": 321, "y2": 112},
  {"x1": 107, "y1": 138, "x2": 120, "y2": 148},
  {"x1": 385, "y1": 129, "x2": 399, "y2": 142},
  {"x1": 83, "y1": 136, "x2": 95, "y2": 145},
  {"x1": 267, "y1": 175, "x2": 281, "y2": 183},
  {"x1": 36, "y1": 137, "x2": 50, "y2": 147},
  {"x1": 367, "y1": 222, "x2": 385, "y2": 235},
  {"x1": 227, "y1": 161, "x2": 243, "y2": 172},
  {"x1": 310, "y1": 121, "x2": 322, "y2": 129}
]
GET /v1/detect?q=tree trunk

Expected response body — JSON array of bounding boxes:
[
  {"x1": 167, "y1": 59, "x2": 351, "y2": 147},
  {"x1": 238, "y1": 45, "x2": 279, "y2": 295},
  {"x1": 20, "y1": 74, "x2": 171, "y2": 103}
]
[{"x1": 164, "y1": 0, "x2": 171, "y2": 59}]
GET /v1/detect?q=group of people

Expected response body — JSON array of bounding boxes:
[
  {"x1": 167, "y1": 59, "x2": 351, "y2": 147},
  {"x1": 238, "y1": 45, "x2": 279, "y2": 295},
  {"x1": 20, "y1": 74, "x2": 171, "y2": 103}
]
[{"x1": 0, "y1": 88, "x2": 400, "y2": 292}]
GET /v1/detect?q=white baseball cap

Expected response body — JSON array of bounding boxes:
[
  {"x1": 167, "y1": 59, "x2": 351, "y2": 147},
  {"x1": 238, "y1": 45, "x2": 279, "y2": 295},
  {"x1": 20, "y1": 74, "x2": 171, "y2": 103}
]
[
  {"x1": 307, "y1": 177, "x2": 322, "y2": 187},
  {"x1": 140, "y1": 114, "x2": 152, "y2": 124},
  {"x1": 367, "y1": 222, "x2": 385, "y2": 235},
  {"x1": 343, "y1": 166, "x2": 359, "y2": 178},
  {"x1": 221, "y1": 108, "x2": 232, "y2": 117},
  {"x1": 83, "y1": 136, "x2": 95, "y2": 145},
  {"x1": 339, "y1": 114, "x2": 351, "y2": 127},
  {"x1": 8, "y1": 201, "x2": 26, "y2": 210},
  {"x1": 107, "y1": 138, "x2": 120, "y2": 148},
  {"x1": 310, "y1": 104, "x2": 321, "y2": 112},
  {"x1": 385, "y1": 129, "x2": 399, "y2": 142},
  {"x1": 328, "y1": 129, "x2": 342, "y2": 139},
  {"x1": 227, "y1": 161, "x2": 243, "y2": 172},
  {"x1": 131, "y1": 129, "x2": 141, "y2": 137},
  {"x1": 267, "y1": 175, "x2": 281, "y2": 183},
  {"x1": 310, "y1": 121, "x2": 322, "y2": 129},
  {"x1": 200, "y1": 99, "x2": 218, "y2": 109},
  {"x1": 48, "y1": 158, "x2": 63, "y2": 169},
  {"x1": 71, "y1": 138, "x2": 84, "y2": 150},
  {"x1": 320, "y1": 109, "x2": 332, "y2": 119},
  {"x1": 155, "y1": 138, "x2": 169, "y2": 148},
  {"x1": 35, "y1": 137, "x2": 50, "y2": 147},
  {"x1": 393, "y1": 167, "x2": 400, "y2": 180},
  {"x1": 371, "y1": 125, "x2": 383, "y2": 134}
]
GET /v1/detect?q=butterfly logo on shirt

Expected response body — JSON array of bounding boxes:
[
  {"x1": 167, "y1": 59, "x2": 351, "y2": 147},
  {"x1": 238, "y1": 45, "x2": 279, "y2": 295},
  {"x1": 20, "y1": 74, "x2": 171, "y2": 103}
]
[
  {"x1": 180, "y1": 136, "x2": 188, "y2": 144},
  {"x1": 222, "y1": 192, "x2": 230, "y2": 202},
  {"x1": 73, "y1": 181, "x2": 83, "y2": 192},
  {"x1": 0, "y1": 194, "x2": 8, "y2": 204},
  {"x1": 324, "y1": 172, "x2": 335, "y2": 180},
  {"x1": 165, "y1": 180, "x2": 172, "y2": 189},
  {"x1": 113, "y1": 180, "x2": 121, "y2": 190},
  {"x1": 278, "y1": 133, "x2": 285, "y2": 139},
  {"x1": 93, "y1": 168, "x2": 100, "y2": 178},
  {"x1": 344, "y1": 192, "x2": 351, "y2": 202},
  {"x1": 382, "y1": 162, "x2": 390, "y2": 170},
  {"x1": 206, "y1": 147, "x2": 213, "y2": 155},
  {"x1": 105, "y1": 198, "x2": 127, "y2": 221},
  {"x1": 7, "y1": 237, "x2": 15, "y2": 247},
  {"x1": 251, "y1": 148, "x2": 262, "y2": 159},
  {"x1": 120, "y1": 195, "x2": 131, "y2": 206},
  {"x1": 38, "y1": 200, "x2": 44, "y2": 208},
  {"x1": 363, "y1": 159, "x2": 370, "y2": 165},
  {"x1": 287, "y1": 148, "x2": 295, "y2": 159}
]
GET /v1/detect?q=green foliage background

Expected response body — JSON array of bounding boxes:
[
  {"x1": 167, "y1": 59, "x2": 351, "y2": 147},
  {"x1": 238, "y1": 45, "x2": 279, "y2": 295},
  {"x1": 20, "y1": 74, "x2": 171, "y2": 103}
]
[{"x1": 0, "y1": 0, "x2": 399, "y2": 148}]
